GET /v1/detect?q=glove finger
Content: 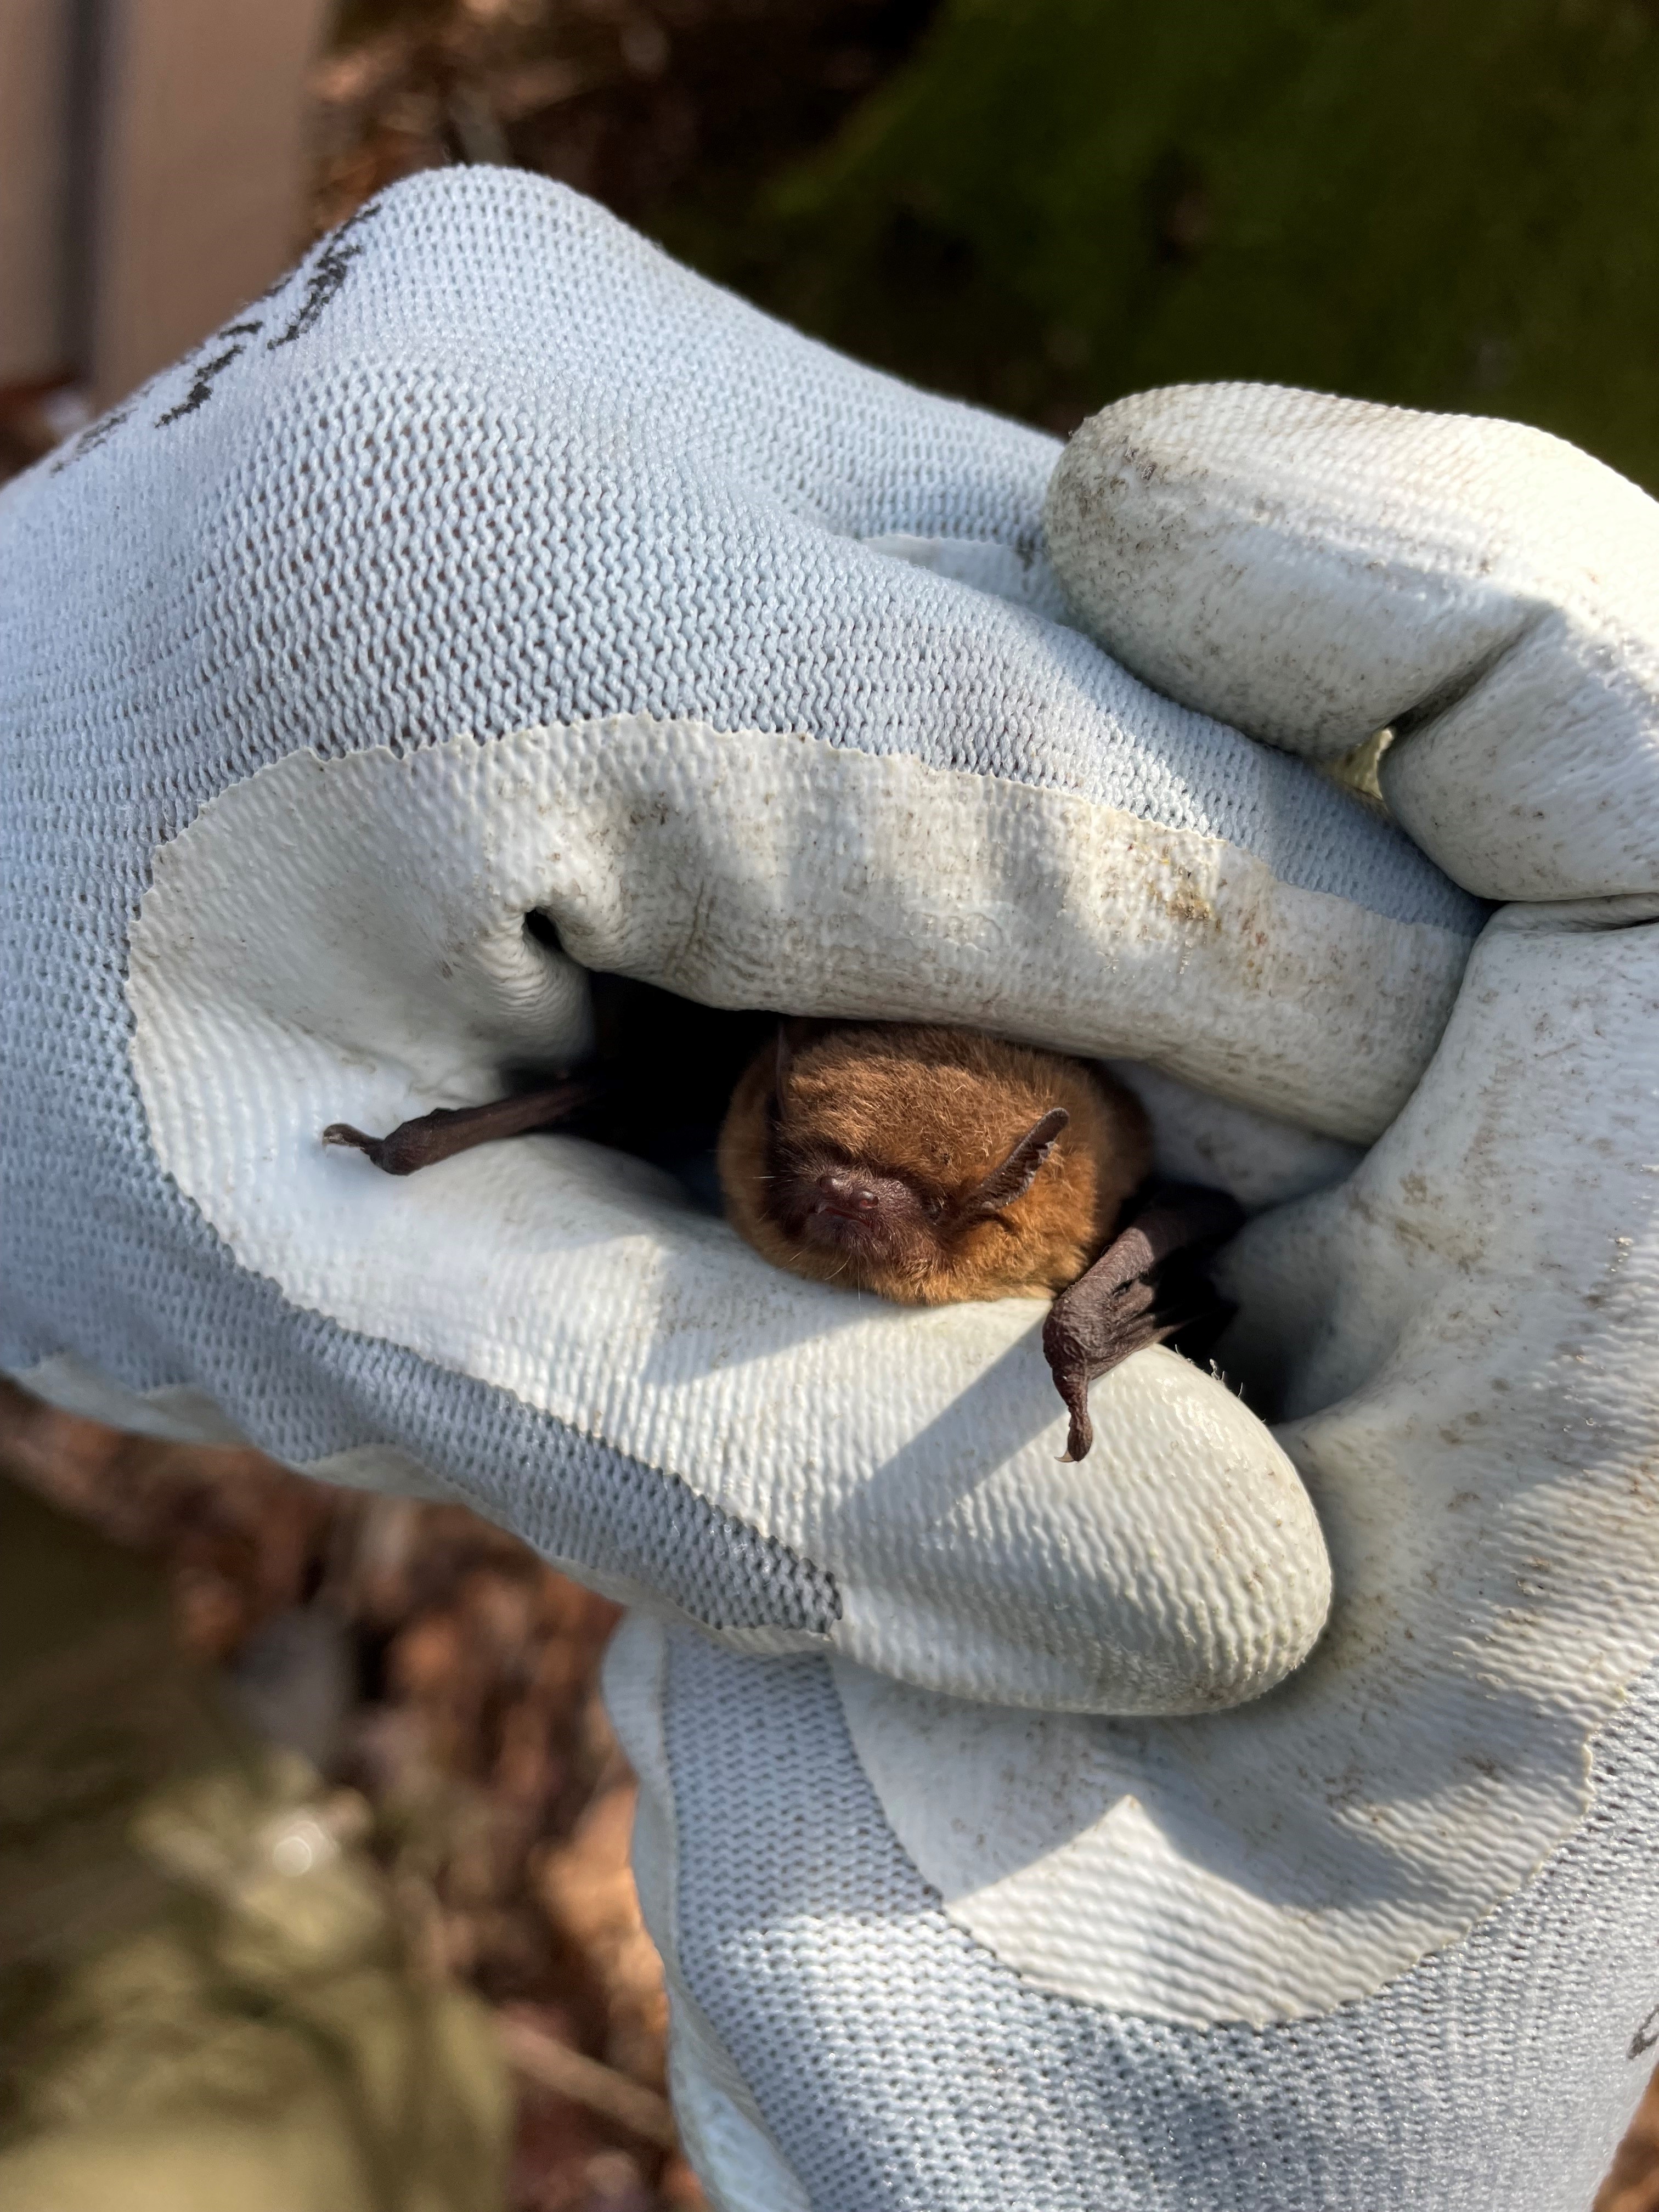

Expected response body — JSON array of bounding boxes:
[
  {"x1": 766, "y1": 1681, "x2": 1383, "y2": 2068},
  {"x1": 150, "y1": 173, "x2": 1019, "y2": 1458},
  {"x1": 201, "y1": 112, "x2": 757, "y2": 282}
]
[{"x1": 1046, "y1": 381, "x2": 1659, "y2": 901}]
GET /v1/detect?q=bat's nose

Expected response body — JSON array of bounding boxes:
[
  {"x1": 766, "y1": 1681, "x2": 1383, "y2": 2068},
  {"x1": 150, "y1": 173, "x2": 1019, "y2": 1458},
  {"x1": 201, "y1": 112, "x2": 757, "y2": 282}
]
[{"x1": 815, "y1": 1170, "x2": 883, "y2": 1216}]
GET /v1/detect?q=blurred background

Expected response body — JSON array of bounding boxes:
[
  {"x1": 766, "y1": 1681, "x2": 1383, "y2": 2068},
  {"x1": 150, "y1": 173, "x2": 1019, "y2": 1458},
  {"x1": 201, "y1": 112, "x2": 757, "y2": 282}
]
[
  {"x1": 6, "y1": 0, "x2": 1659, "y2": 477},
  {"x1": 3, "y1": 3, "x2": 1659, "y2": 2207}
]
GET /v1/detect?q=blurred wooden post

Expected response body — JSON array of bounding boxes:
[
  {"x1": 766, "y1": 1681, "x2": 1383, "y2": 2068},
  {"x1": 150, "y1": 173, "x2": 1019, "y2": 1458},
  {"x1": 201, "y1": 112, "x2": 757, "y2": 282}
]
[
  {"x1": 0, "y1": 0, "x2": 76, "y2": 388},
  {"x1": 0, "y1": 0, "x2": 332, "y2": 411},
  {"x1": 88, "y1": 0, "x2": 334, "y2": 406}
]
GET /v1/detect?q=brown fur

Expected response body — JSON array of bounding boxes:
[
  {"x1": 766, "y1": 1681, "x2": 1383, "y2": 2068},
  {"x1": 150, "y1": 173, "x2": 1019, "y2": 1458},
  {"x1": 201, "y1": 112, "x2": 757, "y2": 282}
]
[{"x1": 717, "y1": 1022, "x2": 1152, "y2": 1305}]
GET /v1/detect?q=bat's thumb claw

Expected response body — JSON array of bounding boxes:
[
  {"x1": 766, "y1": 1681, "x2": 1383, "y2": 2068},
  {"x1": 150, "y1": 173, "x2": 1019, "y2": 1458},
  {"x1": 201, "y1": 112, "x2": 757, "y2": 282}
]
[{"x1": 322, "y1": 1122, "x2": 387, "y2": 1169}]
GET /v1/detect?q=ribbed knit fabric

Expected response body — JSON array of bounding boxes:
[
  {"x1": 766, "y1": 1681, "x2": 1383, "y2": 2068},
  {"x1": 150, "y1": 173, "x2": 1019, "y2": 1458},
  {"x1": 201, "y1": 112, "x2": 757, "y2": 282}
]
[{"x1": 661, "y1": 1626, "x2": 1656, "y2": 2211}]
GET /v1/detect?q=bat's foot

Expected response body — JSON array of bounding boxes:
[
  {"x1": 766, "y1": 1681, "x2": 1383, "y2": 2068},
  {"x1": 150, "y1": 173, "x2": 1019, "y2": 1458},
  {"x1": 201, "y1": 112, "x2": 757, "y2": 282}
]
[
  {"x1": 1042, "y1": 1184, "x2": 1245, "y2": 1461},
  {"x1": 1044, "y1": 1277, "x2": 1160, "y2": 1462}
]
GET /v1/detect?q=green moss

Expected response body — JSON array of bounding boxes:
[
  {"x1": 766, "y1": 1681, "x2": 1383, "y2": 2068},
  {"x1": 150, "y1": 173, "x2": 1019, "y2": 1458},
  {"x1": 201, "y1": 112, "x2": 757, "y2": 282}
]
[{"x1": 661, "y1": 0, "x2": 1659, "y2": 488}]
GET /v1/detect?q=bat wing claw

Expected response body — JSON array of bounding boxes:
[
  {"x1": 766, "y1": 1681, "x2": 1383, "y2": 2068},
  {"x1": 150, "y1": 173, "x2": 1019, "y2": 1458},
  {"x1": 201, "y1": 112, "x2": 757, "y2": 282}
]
[{"x1": 321, "y1": 1121, "x2": 387, "y2": 1166}]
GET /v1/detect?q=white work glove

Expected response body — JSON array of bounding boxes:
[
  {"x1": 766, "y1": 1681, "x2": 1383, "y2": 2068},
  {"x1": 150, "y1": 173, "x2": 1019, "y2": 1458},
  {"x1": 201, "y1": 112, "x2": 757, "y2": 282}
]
[
  {"x1": 607, "y1": 387, "x2": 1659, "y2": 2210},
  {"x1": 0, "y1": 167, "x2": 1463, "y2": 1710},
  {"x1": 2, "y1": 168, "x2": 1624, "y2": 2205}
]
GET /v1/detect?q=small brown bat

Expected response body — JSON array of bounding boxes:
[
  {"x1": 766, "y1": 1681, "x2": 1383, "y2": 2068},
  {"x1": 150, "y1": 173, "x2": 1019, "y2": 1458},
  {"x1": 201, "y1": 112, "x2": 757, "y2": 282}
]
[
  {"x1": 324, "y1": 967, "x2": 1240, "y2": 1460},
  {"x1": 717, "y1": 1022, "x2": 1242, "y2": 1458}
]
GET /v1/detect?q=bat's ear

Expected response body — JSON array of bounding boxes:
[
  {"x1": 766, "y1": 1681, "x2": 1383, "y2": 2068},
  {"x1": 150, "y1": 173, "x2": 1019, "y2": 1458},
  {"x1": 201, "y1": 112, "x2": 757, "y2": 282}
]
[
  {"x1": 768, "y1": 1019, "x2": 806, "y2": 1126},
  {"x1": 770, "y1": 1015, "x2": 829, "y2": 1099},
  {"x1": 956, "y1": 1107, "x2": 1070, "y2": 1223}
]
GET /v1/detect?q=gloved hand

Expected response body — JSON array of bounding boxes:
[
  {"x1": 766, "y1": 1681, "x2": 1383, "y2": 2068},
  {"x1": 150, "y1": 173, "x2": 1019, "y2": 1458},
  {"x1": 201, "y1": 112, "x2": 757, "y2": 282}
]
[
  {"x1": 0, "y1": 167, "x2": 1605, "y2": 2209},
  {"x1": 0, "y1": 168, "x2": 1471, "y2": 1716},
  {"x1": 607, "y1": 387, "x2": 1659, "y2": 2210}
]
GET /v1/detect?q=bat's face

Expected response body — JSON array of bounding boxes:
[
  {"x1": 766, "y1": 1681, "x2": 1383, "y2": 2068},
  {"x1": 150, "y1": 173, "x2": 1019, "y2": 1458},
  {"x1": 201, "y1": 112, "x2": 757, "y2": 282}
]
[
  {"x1": 766, "y1": 1131, "x2": 950, "y2": 1283},
  {"x1": 717, "y1": 1023, "x2": 1149, "y2": 1306}
]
